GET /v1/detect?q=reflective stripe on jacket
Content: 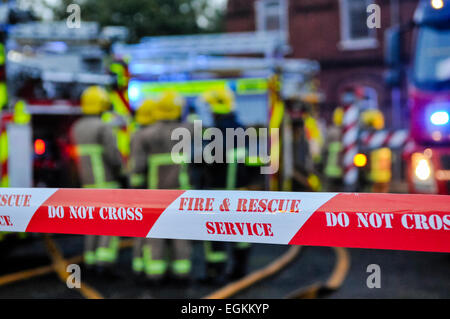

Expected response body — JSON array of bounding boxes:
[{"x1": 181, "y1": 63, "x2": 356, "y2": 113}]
[
  {"x1": 71, "y1": 116, "x2": 123, "y2": 188},
  {"x1": 129, "y1": 121, "x2": 193, "y2": 189}
]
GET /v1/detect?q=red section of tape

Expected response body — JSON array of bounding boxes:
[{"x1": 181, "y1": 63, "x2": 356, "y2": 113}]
[
  {"x1": 26, "y1": 189, "x2": 184, "y2": 238},
  {"x1": 289, "y1": 193, "x2": 450, "y2": 252}
]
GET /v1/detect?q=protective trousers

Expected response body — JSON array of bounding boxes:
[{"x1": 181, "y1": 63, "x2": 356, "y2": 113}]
[
  {"x1": 134, "y1": 238, "x2": 192, "y2": 280},
  {"x1": 203, "y1": 241, "x2": 251, "y2": 280},
  {"x1": 84, "y1": 235, "x2": 120, "y2": 267}
]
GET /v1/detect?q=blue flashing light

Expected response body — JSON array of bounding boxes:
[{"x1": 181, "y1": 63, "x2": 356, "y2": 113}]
[
  {"x1": 430, "y1": 111, "x2": 449, "y2": 126},
  {"x1": 128, "y1": 82, "x2": 141, "y2": 103}
]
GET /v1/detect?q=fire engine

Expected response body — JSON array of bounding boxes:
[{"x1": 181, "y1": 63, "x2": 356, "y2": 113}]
[
  {"x1": 386, "y1": 0, "x2": 450, "y2": 194},
  {"x1": 2, "y1": 20, "x2": 126, "y2": 188}
]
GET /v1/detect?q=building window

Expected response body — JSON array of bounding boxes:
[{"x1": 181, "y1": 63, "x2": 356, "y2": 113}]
[
  {"x1": 255, "y1": 0, "x2": 289, "y2": 39},
  {"x1": 339, "y1": 0, "x2": 378, "y2": 50}
]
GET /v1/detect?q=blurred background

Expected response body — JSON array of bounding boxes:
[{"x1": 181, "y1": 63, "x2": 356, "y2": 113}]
[{"x1": 0, "y1": 0, "x2": 448, "y2": 299}]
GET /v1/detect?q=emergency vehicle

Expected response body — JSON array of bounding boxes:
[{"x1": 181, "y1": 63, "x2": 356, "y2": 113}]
[
  {"x1": 1, "y1": 21, "x2": 126, "y2": 188},
  {"x1": 386, "y1": 0, "x2": 450, "y2": 195}
]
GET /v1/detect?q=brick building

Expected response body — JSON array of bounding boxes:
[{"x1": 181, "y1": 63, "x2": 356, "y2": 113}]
[{"x1": 225, "y1": 0, "x2": 420, "y2": 127}]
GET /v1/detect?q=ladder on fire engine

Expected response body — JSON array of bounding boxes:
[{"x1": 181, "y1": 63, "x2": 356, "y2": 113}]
[
  {"x1": 115, "y1": 31, "x2": 288, "y2": 58},
  {"x1": 114, "y1": 31, "x2": 319, "y2": 77}
]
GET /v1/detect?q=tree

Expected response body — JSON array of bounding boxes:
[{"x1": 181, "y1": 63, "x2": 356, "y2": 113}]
[{"x1": 49, "y1": 0, "x2": 225, "y2": 42}]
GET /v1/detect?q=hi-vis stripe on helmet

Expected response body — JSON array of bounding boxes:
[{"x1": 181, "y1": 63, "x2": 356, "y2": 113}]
[{"x1": 0, "y1": 188, "x2": 449, "y2": 253}]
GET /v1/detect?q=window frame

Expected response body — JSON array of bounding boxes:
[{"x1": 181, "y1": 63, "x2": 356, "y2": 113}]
[
  {"x1": 338, "y1": 0, "x2": 379, "y2": 51},
  {"x1": 255, "y1": 0, "x2": 289, "y2": 40}
]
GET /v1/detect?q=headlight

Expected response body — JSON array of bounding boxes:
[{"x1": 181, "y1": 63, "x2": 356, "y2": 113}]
[
  {"x1": 430, "y1": 111, "x2": 449, "y2": 126},
  {"x1": 411, "y1": 152, "x2": 437, "y2": 193},
  {"x1": 415, "y1": 158, "x2": 431, "y2": 180}
]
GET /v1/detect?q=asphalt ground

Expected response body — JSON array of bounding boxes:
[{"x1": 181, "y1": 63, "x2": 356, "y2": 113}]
[{"x1": 0, "y1": 235, "x2": 448, "y2": 299}]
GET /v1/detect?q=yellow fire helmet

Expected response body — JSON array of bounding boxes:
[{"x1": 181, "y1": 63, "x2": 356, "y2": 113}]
[
  {"x1": 361, "y1": 109, "x2": 385, "y2": 130},
  {"x1": 333, "y1": 107, "x2": 344, "y2": 127},
  {"x1": 135, "y1": 99, "x2": 157, "y2": 126},
  {"x1": 81, "y1": 86, "x2": 110, "y2": 115},
  {"x1": 202, "y1": 87, "x2": 235, "y2": 115},
  {"x1": 155, "y1": 90, "x2": 185, "y2": 121}
]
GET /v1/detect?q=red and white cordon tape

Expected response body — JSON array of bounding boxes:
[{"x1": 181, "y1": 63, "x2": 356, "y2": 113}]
[
  {"x1": 0, "y1": 188, "x2": 449, "y2": 253},
  {"x1": 359, "y1": 129, "x2": 417, "y2": 159},
  {"x1": 342, "y1": 104, "x2": 359, "y2": 186},
  {"x1": 360, "y1": 129, "x2": 410, "y2": 150}
]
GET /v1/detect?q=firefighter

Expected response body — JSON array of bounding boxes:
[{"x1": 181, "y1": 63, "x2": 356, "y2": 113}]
[
  {"x1": 71, "y1": 86, "x2": 124, "y2": 274},
  {"x1": 129, "y1": 98, "x2": 157, "y2": 277},
  {"x1": 200, "y1": 87, "x2": 252, "y2": 283},
  {"x1": 323, "y1": 107, "x2": 344, "y2": 192},
  {"x1": 286, "y1": 96, "x2": 320, "y2": 192},
  {"x1": 129, "y1": 91, "x2": 192, "y2": 284}
]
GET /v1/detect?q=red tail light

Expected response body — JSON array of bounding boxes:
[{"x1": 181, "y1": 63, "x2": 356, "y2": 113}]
[{"x1": 34, "y1": 139, "x2": 46, "y2": 155}]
